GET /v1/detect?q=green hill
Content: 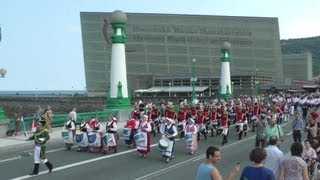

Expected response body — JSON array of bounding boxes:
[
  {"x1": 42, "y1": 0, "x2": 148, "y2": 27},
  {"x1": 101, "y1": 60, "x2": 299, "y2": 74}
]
[{"x1": 281, "y1": 36, "x2": 320, "y2": 76}]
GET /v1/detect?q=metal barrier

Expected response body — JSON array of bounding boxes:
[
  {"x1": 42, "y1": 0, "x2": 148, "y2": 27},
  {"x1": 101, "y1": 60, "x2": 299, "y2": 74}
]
[{"x1": 7, "y1": 110, "x2": 119, "y2": 131}]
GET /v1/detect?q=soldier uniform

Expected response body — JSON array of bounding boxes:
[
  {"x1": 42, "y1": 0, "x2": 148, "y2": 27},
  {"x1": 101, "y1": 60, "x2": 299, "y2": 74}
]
[{"x1": 27, "y1": 118, "x2": 53, "y2": 175}]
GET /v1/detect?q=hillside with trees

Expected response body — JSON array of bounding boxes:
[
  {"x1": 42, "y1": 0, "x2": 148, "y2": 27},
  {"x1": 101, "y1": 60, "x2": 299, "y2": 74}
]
[{"x1": 281, "y1": 36, "x2": 320, "y2": 76}]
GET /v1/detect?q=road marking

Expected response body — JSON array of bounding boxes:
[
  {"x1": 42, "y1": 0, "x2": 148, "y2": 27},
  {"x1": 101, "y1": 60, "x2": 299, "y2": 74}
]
[
  {"x1": 9, "y1": 139, "x2": 180, "y2": 180},
  {"x1": 134, "y1": 121, "x2": 292, "y2": 180},
  {"x1": 1, "y1": 136, "x2": 131, "y2": 164},
  {"x1": 135, "y1": 135, "x2": 256, "y2": 180},
  {"x1": 2, "y1": 124, "x2": 236, "y2": 163},
  {"x1": 9, "y1": 121, "x2": 291, "y2": 180},
  {"x1": 0, "y1": 156, "x2": 21, "y2": 163},
  {"x1": 286, "y1": 132, "x2": 293, "y2": 136}
]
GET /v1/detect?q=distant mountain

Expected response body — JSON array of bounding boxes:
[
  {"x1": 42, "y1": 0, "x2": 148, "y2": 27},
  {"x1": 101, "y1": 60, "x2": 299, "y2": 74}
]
[{"x1": 281, "y1": 36, "x2": 320, "y2": 76}]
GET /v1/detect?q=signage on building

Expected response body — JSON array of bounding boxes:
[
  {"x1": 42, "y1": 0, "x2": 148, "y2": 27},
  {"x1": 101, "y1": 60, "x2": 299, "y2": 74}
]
[{"x1": 292, "y1": 79, "x2": 308, "y2": 84}]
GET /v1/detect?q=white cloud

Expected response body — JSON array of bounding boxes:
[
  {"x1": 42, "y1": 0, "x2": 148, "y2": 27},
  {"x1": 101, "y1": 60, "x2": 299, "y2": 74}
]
[{"x1": 281, "y1": 17, "x2": 320, "y2": 39}]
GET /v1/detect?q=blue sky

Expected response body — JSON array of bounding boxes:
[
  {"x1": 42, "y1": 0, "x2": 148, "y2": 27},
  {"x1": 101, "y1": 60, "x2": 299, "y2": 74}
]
[{"x1": 0, "y1": 0, "x2": 319, "y2": 91}]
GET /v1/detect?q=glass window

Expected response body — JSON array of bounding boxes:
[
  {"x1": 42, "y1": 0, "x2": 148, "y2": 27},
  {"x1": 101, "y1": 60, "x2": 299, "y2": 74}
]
[
  {"x1": 182, "y1": 79, "x2": 190, "y2": 86},
  {"x1": 173, "y1": 80, "x2": 182, "y2": 86}
]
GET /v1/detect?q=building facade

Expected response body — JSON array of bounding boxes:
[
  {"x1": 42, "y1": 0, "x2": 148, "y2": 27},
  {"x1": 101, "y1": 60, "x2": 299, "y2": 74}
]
[
  {"x1": 80, "y1": 12, "x2": 283, "y2": 96},
  {"x1": 283, "y1": 52, "x2": 313, "y2": 86}
]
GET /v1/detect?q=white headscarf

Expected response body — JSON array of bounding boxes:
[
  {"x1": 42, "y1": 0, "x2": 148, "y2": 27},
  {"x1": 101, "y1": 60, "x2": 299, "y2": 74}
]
[{"x1": 166, "y1": 117, "x2": 174, "y2": 124}]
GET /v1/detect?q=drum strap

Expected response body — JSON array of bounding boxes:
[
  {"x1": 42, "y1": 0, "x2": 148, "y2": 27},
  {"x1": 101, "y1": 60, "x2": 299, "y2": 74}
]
[{"x1": 107, "y1": 130, "x2": 116, "y2": 133}]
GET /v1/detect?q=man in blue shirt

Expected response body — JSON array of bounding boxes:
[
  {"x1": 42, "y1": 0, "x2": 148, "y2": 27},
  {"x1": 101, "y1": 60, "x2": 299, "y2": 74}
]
[
  {"x1": 195, "y1": 146, "x2": 240, "y2": 180},
  {"x1": 292, "y1": 111, "x2": 304, "y2": 143}
]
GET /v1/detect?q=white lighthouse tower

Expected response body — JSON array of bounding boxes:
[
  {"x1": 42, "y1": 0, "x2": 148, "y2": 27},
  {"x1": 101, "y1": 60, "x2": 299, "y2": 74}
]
[
  {"x1": 107, "y1": 10, "x2": 131, "y2": 108},
  {"x1": 219, "y1": 42, "x2": 232, "y2": 99}
]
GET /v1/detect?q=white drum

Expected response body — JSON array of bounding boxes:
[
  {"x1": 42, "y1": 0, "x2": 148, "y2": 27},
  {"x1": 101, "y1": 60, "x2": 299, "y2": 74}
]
[
  {"x1": 76, "y1": 132, "x2": 84, "y2": 144},
  {"x1": 88, "y1": 132, "x2": 101, "y2": 147},
  {"x1": 134, "y1": 133, "x2": 145, "y2": 143},
  {"x1": 103, "y1": 133, "x2": 116, "y2": 147},
  {"x1": 76, "y1": 132, "x2": 89, "y2": 147},
  {"x1": 184, "y1": 133, "x2": 193, "y2": 141},
  {"x1": 158, "y1": 138, "x2": 169, "y2": 151},
  {"x1": 61, "y1": 130, "x2": 69, "y2": 140},
  {"x1": 123, "y1": 128, "x2": 131, "y2": 137}
]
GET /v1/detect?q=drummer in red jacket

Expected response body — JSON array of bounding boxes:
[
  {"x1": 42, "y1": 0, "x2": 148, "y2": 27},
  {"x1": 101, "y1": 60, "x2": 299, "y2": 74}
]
[{"x1": 124, "y1": 118, "x2": 137, "y2": 147}]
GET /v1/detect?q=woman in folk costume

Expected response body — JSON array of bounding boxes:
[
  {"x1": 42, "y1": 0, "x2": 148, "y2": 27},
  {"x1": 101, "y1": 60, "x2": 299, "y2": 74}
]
[
  {"x1": 136, "y1": 115, "x2": 152, "y2": 158},
  {"x1": 27, "y1": 119, "x2": 53, "y2": 175},
  {"x1": 88, "y1": 118, "x2": 103, "y2": 153},
  {"x1": 102, "y1": 115, "x2": 119, "y2": 154},
  {"x1": 161, "y1": 117, "x2": 178, "y2": 163},
  {"x1": 184, "y1": 118, "x2": 198, "y2": 155},
  {"x1": 76, "y1": 119, "x2": 90, "y2": 152},
  {"x1": 64, "y1": 117, "x2": 76, "y2": 150}
]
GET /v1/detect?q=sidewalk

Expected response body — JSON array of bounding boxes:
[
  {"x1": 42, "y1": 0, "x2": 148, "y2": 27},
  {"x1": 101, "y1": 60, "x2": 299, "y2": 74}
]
[{"x1": 0, "y1": 121, "x2": 127, "y2": 149}]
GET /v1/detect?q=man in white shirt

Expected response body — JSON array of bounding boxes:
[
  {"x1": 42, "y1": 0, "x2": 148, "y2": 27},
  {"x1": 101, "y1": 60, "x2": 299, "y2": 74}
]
[
  {"x1": 264, "y1": 136, "x2": 284, "y2": 180},
  {"x1": 68, "y1": 108, "x2": 77, "y2": 121}
]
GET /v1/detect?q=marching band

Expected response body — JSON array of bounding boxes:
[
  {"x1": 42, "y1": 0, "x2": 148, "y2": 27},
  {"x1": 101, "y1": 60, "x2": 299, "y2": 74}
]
[{"x1": 59, "y1": 95, "x2": 318, "y2": 163}]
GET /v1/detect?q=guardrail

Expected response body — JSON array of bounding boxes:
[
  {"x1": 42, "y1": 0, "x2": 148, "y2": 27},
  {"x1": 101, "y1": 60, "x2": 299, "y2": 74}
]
[
  {"x1": 7, "y1": 110, "x2": 118, "y2": 131},
  {"x1": 6, "y1": 105, "x2": 182, "y2": 132}
]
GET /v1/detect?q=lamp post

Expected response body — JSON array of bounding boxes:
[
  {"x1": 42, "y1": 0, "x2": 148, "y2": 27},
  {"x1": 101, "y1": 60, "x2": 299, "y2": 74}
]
[
  {"x1": 0, "y1": 68, "x2": 7, "y2": 120},
  {"x1": 255, "y1": 68, "x2": 260, "y2": 96},
  {"x1": 190, "y1": 59, "x2": 197, "y2": 103},
  {"x1": 168, "y1": 82, "x2": 171, "y2": 97},
  {"x1": 0, "y1": 68, "x2": 7, "y2": 78},
  {"x1": 231, "y1": 81, "x2": 234, "y2": 95}
]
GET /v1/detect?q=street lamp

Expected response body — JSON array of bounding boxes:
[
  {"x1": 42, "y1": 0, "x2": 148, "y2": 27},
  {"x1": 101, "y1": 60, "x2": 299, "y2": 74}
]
[
  {"x1": 168, "y1": 82, "x2": 171, "y2": 97},
  {"x1": 190, "y1": 59, "x2": 197, "y2": 103},
  {"x1": 231, "y1": 81, "x2": 234, "y2": 95},
  {"x1": 0, "y1": 68, "x2": 7, "y2": 120},
  {"x1": 0, "y1": 68, "x2": 7, "y2": 78},
  {"x1": 255, "y1": 69, "x2": 260, "y2": 96}
]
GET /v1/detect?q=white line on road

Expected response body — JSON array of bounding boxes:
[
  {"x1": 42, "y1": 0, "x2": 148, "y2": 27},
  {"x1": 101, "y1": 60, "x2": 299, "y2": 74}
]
[
  {"x1": 135, "y1": 135, "x2": 256, "y2": 180},
  {"x1": 9, "y1": 139, "x2": 180, "y2": 180},
  {"x1": 286, "y1": 132, "x2": 293, "y2": 136},
  {"x1": 9, "y1": 122, "x2": 290, "y2": 180},
  {"x1": 0, "y1": 156, "x2": 21, "y2": 163},
  {"x1": 134, "y1": 121, "x2": 292, "y2": 180},
  {"x1": 1, "y1": 136, "x2": 129, "y2": 163}
]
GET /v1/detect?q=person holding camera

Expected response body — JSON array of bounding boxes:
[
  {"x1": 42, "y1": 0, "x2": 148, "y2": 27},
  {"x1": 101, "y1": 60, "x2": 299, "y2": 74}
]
[{"x1": 196, "y1": 146, "x2": 240, "y2": 180}]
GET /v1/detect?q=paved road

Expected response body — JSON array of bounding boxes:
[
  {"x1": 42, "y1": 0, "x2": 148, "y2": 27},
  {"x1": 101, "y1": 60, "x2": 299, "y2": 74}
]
[{"x1": 0, "y1": 121, "x2": 298, "y2": 180}]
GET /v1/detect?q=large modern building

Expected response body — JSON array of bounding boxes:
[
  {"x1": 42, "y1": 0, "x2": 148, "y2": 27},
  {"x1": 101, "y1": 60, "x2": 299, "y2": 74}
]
[
  {"x1": 283, "y1": 52, "x2": 313, "y2": 86},
  {"x1": 80, "y1": 12, "x2": 283, "y2": 96}
]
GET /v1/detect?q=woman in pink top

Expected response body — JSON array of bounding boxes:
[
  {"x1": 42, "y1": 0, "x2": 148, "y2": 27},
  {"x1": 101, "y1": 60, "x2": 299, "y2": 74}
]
[
  {"x1": 302, "y1": 140, "x2": 317, "y2": 167},
  {"x1": 280, "y1": 142, "x2": 309, "y2": 180}
]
